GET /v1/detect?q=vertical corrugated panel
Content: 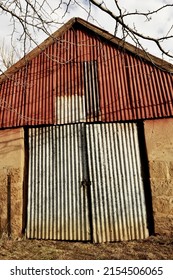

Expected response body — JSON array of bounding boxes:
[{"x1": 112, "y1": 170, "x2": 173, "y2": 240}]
[
  {"x1": 25, "y1": 47, "x2": 55, "y2": 126},
  {"x1": 56, "y1": 29, "x2": 100, "y2": 124},
  {"x1": 124, "y1": 54, "x2": 173, "y2": 120},
  {"x1": 27, "y1": 122, "x2": 149, "y2": 242},
  {"x1": 97, "y1": 41, "x2": 133, "y2": 122},
  {"x1": 56, "y1": 28, "x2": 87, "y2": 124},
  {"x1": 26, "y1": 124, "x2": 91, "y2": 240},
  {"x1": 83, "y1": 60, "x2": 100, "y2": 121},
  {"x1": 0, "y1": 67, "x2": 25, "y2": 127},
  {"x1": 1, "y1": 23, "x2": 173, "y2": 128},
  {"x1": 86, "y1": 123, "x2": 149, "y2": 243}
]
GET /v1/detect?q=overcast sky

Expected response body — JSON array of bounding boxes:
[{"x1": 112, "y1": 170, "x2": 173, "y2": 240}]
[{"x1": 0, "y1": 0, "x2": 173, "y2": 65}]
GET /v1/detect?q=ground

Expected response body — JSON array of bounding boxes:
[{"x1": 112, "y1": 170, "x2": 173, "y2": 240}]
[{"x1": 0, "y1": 235, "x2": 173, "y2": 260}]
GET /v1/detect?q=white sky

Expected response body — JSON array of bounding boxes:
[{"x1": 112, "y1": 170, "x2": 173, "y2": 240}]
[{"x1": 0, "y1": 0, "x2": 173, "y2": 65}]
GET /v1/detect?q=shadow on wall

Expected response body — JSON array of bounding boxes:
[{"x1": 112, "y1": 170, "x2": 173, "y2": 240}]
[{"x1": 137, "y1": 121, "x2": 155, "y2": 236}]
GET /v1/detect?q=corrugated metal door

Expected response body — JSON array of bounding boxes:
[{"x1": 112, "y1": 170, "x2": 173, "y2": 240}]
[
  {"x1": 27, "y1": 123, "x2": 149, "y2": 242},
  {"x1": 86, "y1": 123, "x2": 149, "y2": 242},
  {"x1": 26, "y1": 124, "x2": 91, "y2": 240}
]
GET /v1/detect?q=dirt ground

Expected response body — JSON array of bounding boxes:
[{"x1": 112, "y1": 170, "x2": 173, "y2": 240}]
[{"x1": 0, "y1": 235, "x2": 173, "y2": 260}]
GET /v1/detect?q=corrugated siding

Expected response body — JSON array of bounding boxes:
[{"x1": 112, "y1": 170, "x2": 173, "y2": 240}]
[
  {"x1": 27, "y1": 123, "x2": 148, "y2": 242},
  {"x1": 86, "y1": 123, "x2": 148, "y2": 242},
  {"x1": 0, "y1": 24, "x2": 173, "y2": 128},
  {"x1": 26, "y1": 125, "x2": 91, "y2": 240}
]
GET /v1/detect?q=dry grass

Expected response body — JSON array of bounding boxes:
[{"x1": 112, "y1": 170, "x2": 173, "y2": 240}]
[{"x1": 0, "y1": 235, "x2": 173, "y2": 260}]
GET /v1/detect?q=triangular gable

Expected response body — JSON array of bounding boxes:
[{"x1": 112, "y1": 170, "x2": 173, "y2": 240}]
[{"x1": 0, "y1": 17, "x2": 173, "y2": 128}]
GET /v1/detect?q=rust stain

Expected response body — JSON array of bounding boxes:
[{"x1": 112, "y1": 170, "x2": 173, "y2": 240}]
[{"x1": 0, "y1": 20, "x2": 173, "y2": 128}]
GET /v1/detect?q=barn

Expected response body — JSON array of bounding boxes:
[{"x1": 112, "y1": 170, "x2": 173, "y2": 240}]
[{"x1": 0, "y1": 18, "x2": 173, "y2": 242}]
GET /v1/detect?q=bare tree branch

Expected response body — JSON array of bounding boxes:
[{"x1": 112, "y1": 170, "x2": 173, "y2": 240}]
[
  {"x1": 0, "y1": 0, "x2": 173, "y2": 73},
  {"x1": 0, "y1": 39, "x2": 20, "y2": 70},
  {"x1": 90, "y1": 0, "x2": 173, "y2": 58}
]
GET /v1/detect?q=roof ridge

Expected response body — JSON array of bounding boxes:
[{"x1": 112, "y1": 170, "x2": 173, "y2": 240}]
[
  {"x1": 0, "y1": 17, "x2": 173, "y2": 84},
  {"x1": 75, "y1": 17, "x2": 173, "y2": 73}
]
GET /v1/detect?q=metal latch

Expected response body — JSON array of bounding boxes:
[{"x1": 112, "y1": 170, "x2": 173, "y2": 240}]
[{"x1": 81, "y1": 179, "x2": 91, "y2": 187}]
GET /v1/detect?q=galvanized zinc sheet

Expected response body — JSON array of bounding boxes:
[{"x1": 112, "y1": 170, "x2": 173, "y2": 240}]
[
  {"x1": 86, "y1": 123, "x2": 149, "y2": 242},
  {"x1": 27, "y1": 122, "x2": 148, "y2": 242},
  {"x1": 26, "y1": 125, "x2": 91, "y2": 240}
]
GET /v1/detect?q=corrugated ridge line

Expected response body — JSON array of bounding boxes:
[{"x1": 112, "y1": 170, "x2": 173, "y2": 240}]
[
  {"x1": 27, "y1": 125, "x2": 91, "y2": 240},
  {"x1": 86, "y1": 123, "x2": 148, "y2": 242}
]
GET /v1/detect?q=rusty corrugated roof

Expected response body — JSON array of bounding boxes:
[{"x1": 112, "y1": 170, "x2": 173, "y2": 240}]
[{"x1": 0, "y1": 17, "x2": 173, "y2": 128}]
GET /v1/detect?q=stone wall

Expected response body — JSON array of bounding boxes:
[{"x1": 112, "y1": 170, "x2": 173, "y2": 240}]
[
  {"x1": 144, "y1": 119, "x2": 173, "y2": 236},
  {"x1": 0, "y1": 128, "x2": 24, "y2": 237}
]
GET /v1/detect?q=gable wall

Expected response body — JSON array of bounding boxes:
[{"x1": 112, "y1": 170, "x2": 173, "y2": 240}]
[{"x1": 0, "y1": 25, "x2": 173, "y2": 128}]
